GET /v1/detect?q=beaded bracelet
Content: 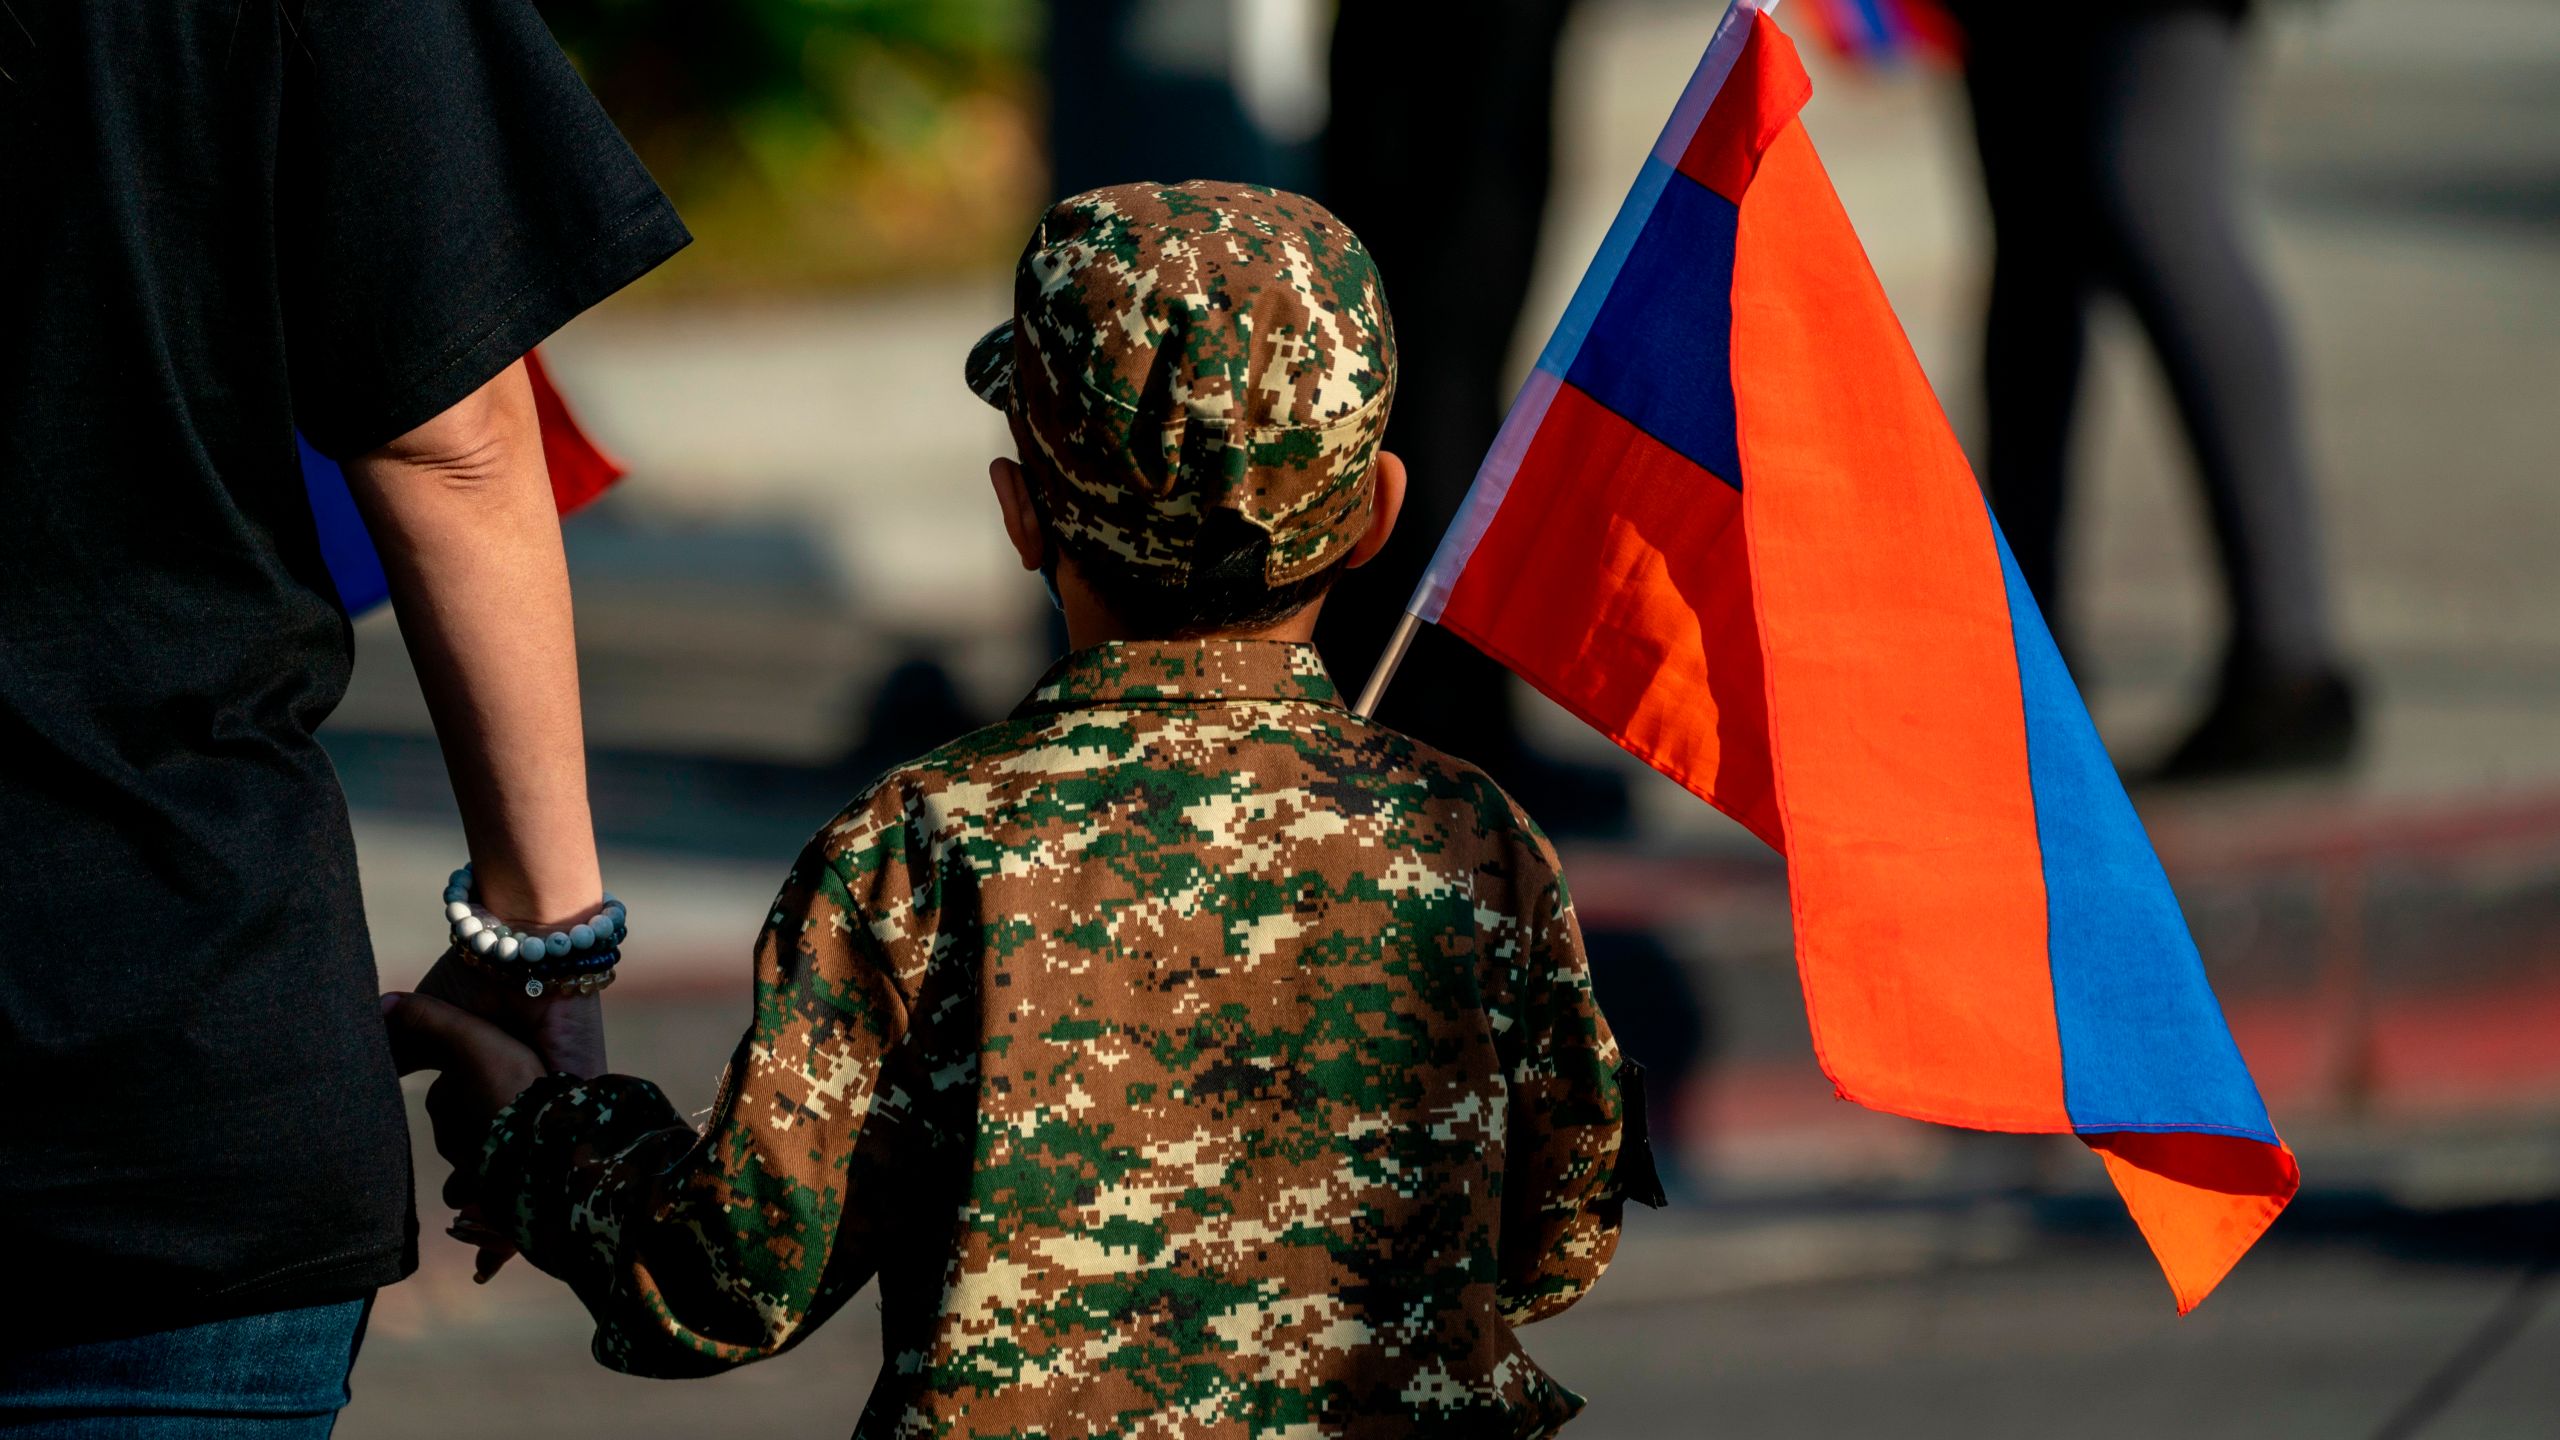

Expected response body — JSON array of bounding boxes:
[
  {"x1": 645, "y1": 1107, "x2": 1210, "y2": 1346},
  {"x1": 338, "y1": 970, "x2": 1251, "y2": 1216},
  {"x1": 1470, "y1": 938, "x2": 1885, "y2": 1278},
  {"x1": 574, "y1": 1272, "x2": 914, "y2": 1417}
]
[
  {"x1": 440, "y1": 863, "x2": 626, "y2": 997},
  {"x1": 451, "y1": 941, "x2": 622, "y2": 998}
]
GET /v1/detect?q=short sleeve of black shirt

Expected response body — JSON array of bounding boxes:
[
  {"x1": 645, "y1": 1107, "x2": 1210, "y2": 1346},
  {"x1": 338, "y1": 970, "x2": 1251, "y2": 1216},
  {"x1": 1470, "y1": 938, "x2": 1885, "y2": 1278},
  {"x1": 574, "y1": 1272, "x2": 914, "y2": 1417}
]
[
  {"x1": 279, "y1": 0, "x2": 690, "y2": 455},
  {"x1": 0, "y1": 0, "x2": 683, "y2": 1345}
]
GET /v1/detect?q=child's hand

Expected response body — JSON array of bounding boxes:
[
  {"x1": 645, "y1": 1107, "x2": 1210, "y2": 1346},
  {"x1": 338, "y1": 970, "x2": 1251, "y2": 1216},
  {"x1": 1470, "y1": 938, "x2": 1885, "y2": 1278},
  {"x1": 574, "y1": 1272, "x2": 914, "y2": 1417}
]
[{"x1": 382, "y1": 990, "x2": 549, "y2": 1281}]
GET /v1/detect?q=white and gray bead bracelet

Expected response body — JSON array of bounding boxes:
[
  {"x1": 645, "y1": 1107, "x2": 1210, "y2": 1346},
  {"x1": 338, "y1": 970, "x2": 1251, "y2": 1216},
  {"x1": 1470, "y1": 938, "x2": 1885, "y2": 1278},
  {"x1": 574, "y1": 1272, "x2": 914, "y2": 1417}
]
[{"x1": 440, "y1": 864, "x2": 626, "y2": 969}]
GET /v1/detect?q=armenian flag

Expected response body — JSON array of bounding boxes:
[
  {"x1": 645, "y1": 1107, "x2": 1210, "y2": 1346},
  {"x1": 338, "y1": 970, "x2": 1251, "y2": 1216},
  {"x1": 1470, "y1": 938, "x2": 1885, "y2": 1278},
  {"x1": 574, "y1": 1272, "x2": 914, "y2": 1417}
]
[
  {"x1": 1386, "y1": 0, "x2": 2295, "y2": 1311},
  {"x1": 1798, "y1": 0, "x2": 1959, "y2": 67},
  {"x1": 300, "y1": 348, "x2": 626, "y2": 614}
]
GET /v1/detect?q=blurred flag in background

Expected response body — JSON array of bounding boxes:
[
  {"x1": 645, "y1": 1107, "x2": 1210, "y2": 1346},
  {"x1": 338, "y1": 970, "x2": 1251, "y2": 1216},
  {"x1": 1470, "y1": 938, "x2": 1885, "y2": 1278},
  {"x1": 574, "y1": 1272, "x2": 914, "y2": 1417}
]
[
  {"x1": 299, "y1": 349, "x2": 624, "y2": 615},
  {"x1": 1798, "y1": 0, "x2": 1959, "y2": 67}
]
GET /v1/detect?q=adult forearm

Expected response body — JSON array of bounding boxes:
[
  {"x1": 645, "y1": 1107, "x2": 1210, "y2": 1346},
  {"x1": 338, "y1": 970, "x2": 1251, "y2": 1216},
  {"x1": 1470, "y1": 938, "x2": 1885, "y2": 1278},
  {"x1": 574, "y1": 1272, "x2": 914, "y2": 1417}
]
[{"x1": 344, "y1": 359, "x2": 602, "y2": 927}]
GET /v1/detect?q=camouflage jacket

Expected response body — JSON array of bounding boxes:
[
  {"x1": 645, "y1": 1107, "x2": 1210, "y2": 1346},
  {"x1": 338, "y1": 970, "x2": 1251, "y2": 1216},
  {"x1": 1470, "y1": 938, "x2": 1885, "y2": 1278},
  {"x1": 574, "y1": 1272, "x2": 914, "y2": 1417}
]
[{"x1": 481, "y1": 639, "x2": 1656, "y2": 1437}]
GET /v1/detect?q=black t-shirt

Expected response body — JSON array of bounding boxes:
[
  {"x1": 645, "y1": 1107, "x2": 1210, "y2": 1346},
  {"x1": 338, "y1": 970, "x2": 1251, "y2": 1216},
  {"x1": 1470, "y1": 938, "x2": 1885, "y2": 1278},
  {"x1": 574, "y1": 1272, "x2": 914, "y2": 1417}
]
[{"x1": 0, "y1": 0, "x2": 687, "y2": 1340}]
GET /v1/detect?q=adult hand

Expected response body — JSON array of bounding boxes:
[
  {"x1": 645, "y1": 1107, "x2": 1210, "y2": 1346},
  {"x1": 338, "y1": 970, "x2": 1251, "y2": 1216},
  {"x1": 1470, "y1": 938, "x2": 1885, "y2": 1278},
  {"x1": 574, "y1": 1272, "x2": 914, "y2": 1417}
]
[
  {"x1": 383, "y1": 990, "x2": 550, "y2": 1281},
  {"x1": 414, "y1": 946, "x2": 607, "y2": 1078}
]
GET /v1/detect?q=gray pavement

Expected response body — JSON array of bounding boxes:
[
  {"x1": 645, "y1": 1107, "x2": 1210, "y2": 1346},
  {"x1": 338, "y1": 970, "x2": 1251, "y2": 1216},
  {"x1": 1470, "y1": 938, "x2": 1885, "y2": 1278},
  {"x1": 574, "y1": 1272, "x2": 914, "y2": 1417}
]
[
  {"x1": 341, "y1": 1230, "x2": 2560, "y2": 1440},
  {"x1": 346, "y1": 994, "x2": 2560, "y2": 1439}
]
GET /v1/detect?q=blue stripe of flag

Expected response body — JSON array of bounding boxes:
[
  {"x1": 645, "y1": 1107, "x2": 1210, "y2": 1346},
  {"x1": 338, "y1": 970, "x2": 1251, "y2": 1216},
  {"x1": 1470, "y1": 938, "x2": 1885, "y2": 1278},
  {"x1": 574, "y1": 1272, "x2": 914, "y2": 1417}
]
[
  {"x1": 1563, "y1": 168, "x2": 1744, "y2": 488},
  {"x1": 1994, "y1": 524, "x2": 2278, "y2": 1144},
  {"x1": 1536, "y1": 156, "x2": 1680, "y2": 383},
  {"x1": 1845, "y1": 0, "x2": 1900, "y2": 55}
]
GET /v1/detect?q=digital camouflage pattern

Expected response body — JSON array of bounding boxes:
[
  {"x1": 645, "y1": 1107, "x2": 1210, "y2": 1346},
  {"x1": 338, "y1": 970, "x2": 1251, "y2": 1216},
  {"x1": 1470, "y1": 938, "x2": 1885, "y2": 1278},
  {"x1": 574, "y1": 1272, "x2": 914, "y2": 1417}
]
[
  {"x1": 481, "y1": 639, "x2": 1656, "y2": 1437},
  {"x1": 965, "y1": 182, "x2": 1397, "y2": 585}
]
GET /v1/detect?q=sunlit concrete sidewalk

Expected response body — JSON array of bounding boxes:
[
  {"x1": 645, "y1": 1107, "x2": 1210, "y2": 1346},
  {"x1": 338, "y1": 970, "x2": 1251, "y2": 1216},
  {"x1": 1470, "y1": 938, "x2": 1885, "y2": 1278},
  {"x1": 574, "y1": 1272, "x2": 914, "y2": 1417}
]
[{"x1": 330, "y1": 0, "x2": 2560, "y2": 819}]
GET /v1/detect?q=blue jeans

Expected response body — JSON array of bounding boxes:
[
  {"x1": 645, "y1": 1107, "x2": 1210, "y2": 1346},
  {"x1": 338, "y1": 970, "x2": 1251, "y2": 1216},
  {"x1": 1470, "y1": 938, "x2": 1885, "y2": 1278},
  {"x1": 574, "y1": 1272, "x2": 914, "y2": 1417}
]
[{"x1": 0, "y1": 1297, "x2": 369, "y2": 1438}]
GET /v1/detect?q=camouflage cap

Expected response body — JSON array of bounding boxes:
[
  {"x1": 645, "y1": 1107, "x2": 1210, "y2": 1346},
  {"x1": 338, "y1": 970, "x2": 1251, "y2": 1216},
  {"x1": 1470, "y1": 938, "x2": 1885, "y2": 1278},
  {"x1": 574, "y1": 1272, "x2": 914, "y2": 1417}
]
[{"x1": 966, "y1": 180, "x2": 1396, "y2": 586}]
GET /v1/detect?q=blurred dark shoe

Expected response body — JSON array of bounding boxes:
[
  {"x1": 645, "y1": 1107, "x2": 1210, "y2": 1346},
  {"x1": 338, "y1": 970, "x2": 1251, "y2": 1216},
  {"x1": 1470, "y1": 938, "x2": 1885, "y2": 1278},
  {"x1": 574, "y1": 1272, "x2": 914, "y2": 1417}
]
[{"x1": 2144, "y1": 662, "x2": 2361, "y2": 785}]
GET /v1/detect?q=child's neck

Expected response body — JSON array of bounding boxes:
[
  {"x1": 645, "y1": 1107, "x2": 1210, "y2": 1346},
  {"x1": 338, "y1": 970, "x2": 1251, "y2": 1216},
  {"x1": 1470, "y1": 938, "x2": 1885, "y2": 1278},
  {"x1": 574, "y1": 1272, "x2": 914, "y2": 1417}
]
[{"x1": 1059, "y1": 584, "x2": 1323, "y2": 652}]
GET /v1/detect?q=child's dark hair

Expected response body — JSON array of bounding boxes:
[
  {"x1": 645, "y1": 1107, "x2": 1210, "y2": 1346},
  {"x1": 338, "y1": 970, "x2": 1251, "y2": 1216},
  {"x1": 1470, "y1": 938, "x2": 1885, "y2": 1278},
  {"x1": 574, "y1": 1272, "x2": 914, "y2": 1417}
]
[{"x1": 1060, "y1": 509, "x2": 1345, "y2": 639}]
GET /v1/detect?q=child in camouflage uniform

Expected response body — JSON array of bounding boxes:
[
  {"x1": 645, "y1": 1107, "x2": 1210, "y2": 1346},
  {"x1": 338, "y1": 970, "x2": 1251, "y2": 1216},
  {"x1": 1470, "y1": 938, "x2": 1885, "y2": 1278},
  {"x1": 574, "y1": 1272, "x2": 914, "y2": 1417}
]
[{"x1": 393, "y1": 180, "x2": 1662, "y2": 1437}]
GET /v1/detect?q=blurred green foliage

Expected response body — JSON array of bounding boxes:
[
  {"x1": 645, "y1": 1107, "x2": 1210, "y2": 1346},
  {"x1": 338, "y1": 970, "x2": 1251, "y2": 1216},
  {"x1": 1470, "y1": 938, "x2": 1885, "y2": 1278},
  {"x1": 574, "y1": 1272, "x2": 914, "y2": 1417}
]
[
  {"x1": 544, "y1": 0, "x2": 1035, "y2": 168},
  {"x1": 540, "y1": 0, "x2": 1046, "y2": 291}
]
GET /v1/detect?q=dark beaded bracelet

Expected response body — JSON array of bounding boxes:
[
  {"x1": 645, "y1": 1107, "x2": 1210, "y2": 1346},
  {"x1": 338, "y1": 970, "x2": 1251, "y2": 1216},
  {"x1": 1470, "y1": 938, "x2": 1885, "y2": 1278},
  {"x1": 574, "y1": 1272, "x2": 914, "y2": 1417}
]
[
  {"x1": 452, "y1": 942, "x2": 622, "y2": 998},
  {"x1": 523, "y1": 945, "x2": 621, "y2": 981}
]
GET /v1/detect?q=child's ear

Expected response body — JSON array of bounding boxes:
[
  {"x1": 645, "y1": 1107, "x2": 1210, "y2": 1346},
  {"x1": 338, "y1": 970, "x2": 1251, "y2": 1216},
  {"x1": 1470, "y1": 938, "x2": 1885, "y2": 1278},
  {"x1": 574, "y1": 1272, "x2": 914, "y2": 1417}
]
[
  {"x1": 988, "y1": 457, "x2": 1045, "y2": 573},
  {"x1": 1344, "y1": 450, "x2": 1407, "y2": 571}
]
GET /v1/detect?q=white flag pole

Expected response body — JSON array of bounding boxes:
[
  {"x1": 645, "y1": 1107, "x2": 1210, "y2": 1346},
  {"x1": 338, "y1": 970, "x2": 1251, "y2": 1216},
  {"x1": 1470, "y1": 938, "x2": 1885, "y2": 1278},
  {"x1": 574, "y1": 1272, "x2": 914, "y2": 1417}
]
[{"x1": 1351, "y1": 610, "x2": 1424, "y2": 719}]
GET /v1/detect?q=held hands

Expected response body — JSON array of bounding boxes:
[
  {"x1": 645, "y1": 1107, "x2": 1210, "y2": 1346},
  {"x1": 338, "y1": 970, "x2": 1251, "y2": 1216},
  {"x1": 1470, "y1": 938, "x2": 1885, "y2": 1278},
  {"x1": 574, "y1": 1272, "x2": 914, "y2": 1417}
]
[
  {"x1": 414, "y1": 945, "x2": 607, "y2": 1078},
  {"x1": 382, "y1": 990, "x2": 549, "y2": 1282},
  {"x1": 392, "y1": 891, "x2": 613, "y2": 1280}
]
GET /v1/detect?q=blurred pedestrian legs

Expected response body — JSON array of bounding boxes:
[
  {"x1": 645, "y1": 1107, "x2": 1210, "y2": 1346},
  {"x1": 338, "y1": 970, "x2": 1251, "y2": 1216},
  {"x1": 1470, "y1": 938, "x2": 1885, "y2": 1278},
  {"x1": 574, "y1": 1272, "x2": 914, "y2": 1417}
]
[
  {"x1": 1319, "y1": 0, "x2": 1636, "y2": 834},
  {"x1": 1948, "y1": 0, "x2": 2360, "y2": 782}
]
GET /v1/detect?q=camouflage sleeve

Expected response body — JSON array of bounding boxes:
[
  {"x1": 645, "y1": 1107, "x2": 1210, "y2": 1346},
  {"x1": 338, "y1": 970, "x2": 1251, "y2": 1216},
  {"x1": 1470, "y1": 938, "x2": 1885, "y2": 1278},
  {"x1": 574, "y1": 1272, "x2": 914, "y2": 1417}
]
[
  {"x1": 477, "y1": 828, "x2": 919, "y2": 1377},
  {"x1": 1494, "y1": 864, "x2": 1650, "y2": 1325}
]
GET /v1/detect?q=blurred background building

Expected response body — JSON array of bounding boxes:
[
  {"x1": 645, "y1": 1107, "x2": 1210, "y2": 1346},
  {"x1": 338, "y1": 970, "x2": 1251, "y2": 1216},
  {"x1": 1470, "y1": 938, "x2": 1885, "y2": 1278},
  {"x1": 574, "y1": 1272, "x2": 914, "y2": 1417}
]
[{"x1": 337, "y1": 0, "x2": 2560, "y2": 1434}]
